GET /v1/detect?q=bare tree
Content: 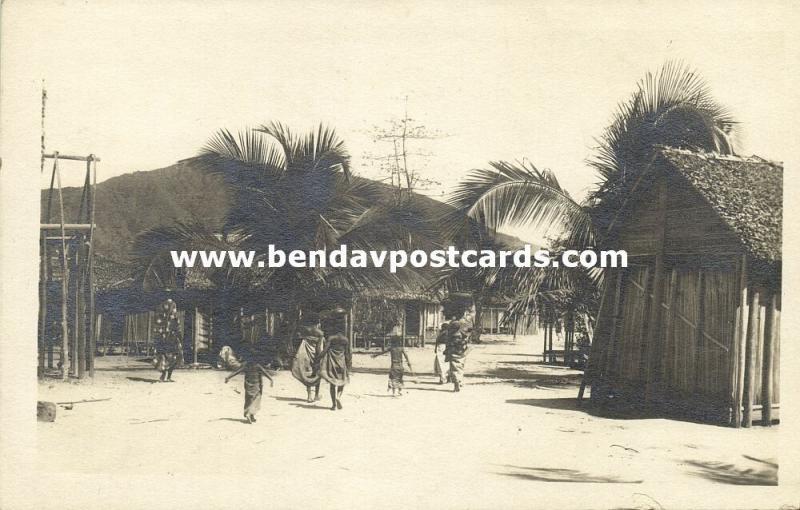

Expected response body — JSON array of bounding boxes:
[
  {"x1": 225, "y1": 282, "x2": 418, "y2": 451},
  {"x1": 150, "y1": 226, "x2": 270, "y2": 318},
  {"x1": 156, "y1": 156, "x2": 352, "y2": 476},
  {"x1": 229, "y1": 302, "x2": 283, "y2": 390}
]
[{"x1": 362, "y1": 96, "x2": 444, "y2": 203}]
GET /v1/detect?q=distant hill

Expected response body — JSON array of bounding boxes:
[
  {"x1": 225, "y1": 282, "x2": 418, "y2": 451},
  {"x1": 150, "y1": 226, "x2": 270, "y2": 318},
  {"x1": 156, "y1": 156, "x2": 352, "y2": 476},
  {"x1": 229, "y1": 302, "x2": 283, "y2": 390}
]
[{"x1": 41, "y1": 158, "x2": 527, "y2": 263}]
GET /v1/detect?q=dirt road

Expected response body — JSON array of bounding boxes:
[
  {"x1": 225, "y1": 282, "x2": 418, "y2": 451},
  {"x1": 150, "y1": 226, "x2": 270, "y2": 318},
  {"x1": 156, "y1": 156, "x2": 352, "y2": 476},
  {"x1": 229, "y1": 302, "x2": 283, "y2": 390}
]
[{"x1": 36, "y1": 335, "x2": 779, "y2": 509}]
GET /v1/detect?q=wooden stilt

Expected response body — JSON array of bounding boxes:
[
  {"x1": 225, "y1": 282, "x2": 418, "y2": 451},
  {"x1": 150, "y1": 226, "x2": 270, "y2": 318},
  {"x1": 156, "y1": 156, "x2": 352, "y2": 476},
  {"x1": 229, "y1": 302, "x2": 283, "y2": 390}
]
[
  {"x1": 743, "y1": 288, "x2": 759, "y2": 428},
  {"x1": 761, "y1": 291, "x2": 776, "y2": 426},
  {"x1": 732, "y1": 254, "x2": 747, "y2": 427}
]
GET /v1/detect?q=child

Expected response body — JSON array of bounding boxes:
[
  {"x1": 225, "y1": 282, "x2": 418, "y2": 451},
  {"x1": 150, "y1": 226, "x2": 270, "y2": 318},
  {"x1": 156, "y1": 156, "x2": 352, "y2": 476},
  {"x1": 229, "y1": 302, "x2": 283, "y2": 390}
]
[
  {"x1": 224, "y1": 354, "x2": 274, "y2": 424},
  {"x1": 372, "y1": 335, "x2": 413, "y2": 396}
]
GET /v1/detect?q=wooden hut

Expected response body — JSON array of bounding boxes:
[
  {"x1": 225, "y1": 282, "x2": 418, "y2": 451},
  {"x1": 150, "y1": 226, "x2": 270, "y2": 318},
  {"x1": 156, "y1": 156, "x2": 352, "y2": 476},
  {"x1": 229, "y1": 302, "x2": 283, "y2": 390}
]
[
  {"x1": 586, "y1": 147, "x2": 782, "y2": 427},
  {"x1": 352, "y1": 289, "x2": 443, "y2": 349}
]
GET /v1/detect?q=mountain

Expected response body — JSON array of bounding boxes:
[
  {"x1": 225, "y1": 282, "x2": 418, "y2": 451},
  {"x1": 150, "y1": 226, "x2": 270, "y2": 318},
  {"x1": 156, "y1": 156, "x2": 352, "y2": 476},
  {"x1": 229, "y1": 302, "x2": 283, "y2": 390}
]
[
  {"x1": 41, "y1": 160, "x2": 232, "y2": 262},
  {"x1": 41, "y1": 158, "x2": 528, "y2": 264}
]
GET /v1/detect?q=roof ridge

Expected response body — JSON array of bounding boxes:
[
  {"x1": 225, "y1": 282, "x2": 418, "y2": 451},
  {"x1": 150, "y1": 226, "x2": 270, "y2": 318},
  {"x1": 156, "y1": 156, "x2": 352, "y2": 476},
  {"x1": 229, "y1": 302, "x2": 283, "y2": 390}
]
[{"x1": 655, "y1": 145, "x2": 783, "y2": 167}]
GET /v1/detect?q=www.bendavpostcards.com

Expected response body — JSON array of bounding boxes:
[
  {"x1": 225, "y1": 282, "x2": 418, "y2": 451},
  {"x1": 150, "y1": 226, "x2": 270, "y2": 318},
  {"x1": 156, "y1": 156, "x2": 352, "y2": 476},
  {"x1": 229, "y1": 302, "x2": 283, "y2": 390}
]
[{"x1": 170, "y1": 245, "x2": 627, "y2": 273}]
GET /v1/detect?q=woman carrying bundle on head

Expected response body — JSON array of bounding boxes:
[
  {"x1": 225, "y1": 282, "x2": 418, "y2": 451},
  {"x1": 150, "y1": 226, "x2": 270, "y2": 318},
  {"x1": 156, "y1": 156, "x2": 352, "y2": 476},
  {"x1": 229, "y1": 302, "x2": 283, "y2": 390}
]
[
  {"x1": 438, "y1": 294, "x2": 473, "y2": 392},
  {"x1": 291, "y1": 312, "x2": 326, "y2": 402},
  {"x1": 318, "y1": 307, "x2": 352, "y2": 410}
]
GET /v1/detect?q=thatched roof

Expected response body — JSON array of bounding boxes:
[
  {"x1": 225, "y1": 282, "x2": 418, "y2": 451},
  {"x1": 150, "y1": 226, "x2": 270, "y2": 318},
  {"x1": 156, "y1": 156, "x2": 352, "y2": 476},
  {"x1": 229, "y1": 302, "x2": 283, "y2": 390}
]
[
  {"x1": 658, "y1": 147, "x2": 783, "y2": 262},
  {"x1": 357, "y1": 288, "x2": 442, "y2": 303},
  {"x1": 94, "y1": 255, "x2": 135, "y2": 291},
  {"x1": 94, "y1": 255, "x2": 215, "y2": 292}
]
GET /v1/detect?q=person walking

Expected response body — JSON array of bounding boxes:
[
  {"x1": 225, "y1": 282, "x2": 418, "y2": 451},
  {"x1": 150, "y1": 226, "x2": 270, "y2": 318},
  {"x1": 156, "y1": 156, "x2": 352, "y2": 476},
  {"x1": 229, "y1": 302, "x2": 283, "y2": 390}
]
[
  {"x1": 291, "y1": 312, "x2": 326, "y2": 402},
  {"x1": 437, "y1": 295, "x2": 473, "y2": 392},
  {"x1": 153, "y1": 298, "x2": 182, "y2": 382},
  {"x1": 225, "y1": 345, "x2": 274, "y2": 424},
  {"x1": 318, "y1": 307, "x2": 352, "y2": 410},
  {"x1": 372, "y1": 333, "x2": 413, "y2": 396}
]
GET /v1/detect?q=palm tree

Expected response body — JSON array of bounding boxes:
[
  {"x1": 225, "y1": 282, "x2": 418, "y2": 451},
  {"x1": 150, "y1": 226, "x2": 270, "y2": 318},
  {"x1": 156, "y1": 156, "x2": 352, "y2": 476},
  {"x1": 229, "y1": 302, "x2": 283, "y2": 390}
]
[
  {"x1": 447, "y1": 61, "x2": 736, "y2": 321},
  {"x1": 133, "y1": 122, "x2": 434, "y2": 360},
  {"x1": 451, "y1": 61, "x2": 735, "y2": 252}
]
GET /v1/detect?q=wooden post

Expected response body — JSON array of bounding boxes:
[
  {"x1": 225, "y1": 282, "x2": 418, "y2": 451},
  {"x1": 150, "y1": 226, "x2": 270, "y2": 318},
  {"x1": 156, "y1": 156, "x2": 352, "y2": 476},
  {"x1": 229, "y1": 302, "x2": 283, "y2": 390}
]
[
  {"x1": 662, "y1": 269, "x2": 678, "y2": 392},
  {"x1": 61, "y1": 253, "x2": 70, "y2": 380},
  {"x1": 693, "y1": 271, "x2": 705, "y2": 394},
  {"x1": 146, "y1": 311, "x2": 152, "y2": 355},
  {"x1": 644, "y1": 179, "x2": 667, "y2": 401},
  {"x1": 88, "y1": 157, "x2": 97, "y2": 377},
  {"x1": 548, "y1": 315, "x2": 554, "y2": 363},
  {"x1": 71, "y1": 248, "x2": 80, "y2": 377},
  {"x1": 742, "y1": 288, "x2": 759, "y2": 428},
  {"x1": 580, "y1": 277, "x2": 610, "y2": 402},
  {"x1": 38, "y1": 233, "x2": 48, "y2": 378},
  {"x1": 422, "y1": 306, "x2": 428, "y2": 344},
  {"x1": 95, "y1": 314, "x2": 102, "y2": 359},
  {"x1": 52, "y1": 154, "x2": 70, "y2": 381},
  {"x1": 542, "y1": 305, "x2": 550, "y2": 363},
  {"x1": 761, "y1": 290, "x2": 776, "y2": 426},
  {"x1": 193, "y1": 307, "x2": 199, "y2": 365},
  {"x1": 347, "y1": 306, "x2": 355, "y2": 350},
  {"x1": 400, "y1": 304, "x2": 407, "y2": 347},
  {"x1": 731, "y1": 254, "x2": 747, "y2": 427},
  {"x1": 603, "y1": 270, "x2": 624, "y2": 380},
  {"x1": 76, "y1": 249, "x2": 86, "y2": 379}
]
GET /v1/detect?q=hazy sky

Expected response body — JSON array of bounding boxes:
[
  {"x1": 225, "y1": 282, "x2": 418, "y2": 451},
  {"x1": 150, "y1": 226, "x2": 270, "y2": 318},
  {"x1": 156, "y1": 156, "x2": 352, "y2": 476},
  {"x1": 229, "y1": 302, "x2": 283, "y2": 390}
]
[{"x1": 2, "y1": 0, "x2": 791, "y2": 242}]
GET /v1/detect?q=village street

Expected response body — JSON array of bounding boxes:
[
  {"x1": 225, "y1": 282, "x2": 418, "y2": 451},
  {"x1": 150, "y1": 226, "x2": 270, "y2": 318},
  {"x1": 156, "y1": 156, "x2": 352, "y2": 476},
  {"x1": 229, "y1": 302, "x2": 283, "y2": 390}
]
[{"x1": 37, "y1": 334, "x2": 778, "y2": 509}]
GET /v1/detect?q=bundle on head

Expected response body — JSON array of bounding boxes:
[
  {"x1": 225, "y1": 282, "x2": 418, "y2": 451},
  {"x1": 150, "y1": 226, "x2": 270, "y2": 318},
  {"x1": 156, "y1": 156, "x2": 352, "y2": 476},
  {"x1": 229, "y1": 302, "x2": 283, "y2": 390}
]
[
  {"x1": 320, "y1": 305, "x2": 348, "y2": 334},
  {"x1": 442, "y1": 292, "x2": 471, "y2": 320}
]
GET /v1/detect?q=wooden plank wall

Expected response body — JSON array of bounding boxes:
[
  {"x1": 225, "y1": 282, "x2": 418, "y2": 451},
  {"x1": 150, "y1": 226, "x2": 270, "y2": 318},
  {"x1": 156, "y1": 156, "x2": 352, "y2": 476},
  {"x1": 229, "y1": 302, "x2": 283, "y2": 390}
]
[
  {"x1": 595, "y1": 258, "x2": 780, "y2": 424},
  {"x1": 599, "y1": 168, "x2": 780, "y2": 425}
]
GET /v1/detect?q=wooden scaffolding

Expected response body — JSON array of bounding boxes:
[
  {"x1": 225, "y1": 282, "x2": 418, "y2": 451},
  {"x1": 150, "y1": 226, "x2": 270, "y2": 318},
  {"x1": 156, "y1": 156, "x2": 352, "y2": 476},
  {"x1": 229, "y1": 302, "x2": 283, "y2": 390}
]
[{"x1": 39, "y1": 152, "x2": 99, "y2": 379}]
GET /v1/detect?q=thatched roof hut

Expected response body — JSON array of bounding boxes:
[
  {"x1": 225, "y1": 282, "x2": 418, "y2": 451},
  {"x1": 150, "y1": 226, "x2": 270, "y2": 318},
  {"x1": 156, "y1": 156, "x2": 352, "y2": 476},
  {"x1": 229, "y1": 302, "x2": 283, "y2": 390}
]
[{"x1": 586, "y1": 147, "x2": 782, "y2": 427}]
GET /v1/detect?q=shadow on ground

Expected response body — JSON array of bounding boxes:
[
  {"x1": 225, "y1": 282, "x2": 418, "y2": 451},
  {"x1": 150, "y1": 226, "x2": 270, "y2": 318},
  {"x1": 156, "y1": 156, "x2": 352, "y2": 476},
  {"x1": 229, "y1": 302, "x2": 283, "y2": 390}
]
[
  {"x1": 208, "y1": 417, "x2": 250, "y2": 424},
  {"x1": 683, "y1": 457, "x2": 778, "y2": 485},
  {"x1": 495, "y1": 465, "x2": 642, "y2": 483},
  {"x1": 506, "y1": 397, "x2": 662, "y2": 421},
  {"x1": 126, "y1": 376, "x2": 162, "y2": 384}
]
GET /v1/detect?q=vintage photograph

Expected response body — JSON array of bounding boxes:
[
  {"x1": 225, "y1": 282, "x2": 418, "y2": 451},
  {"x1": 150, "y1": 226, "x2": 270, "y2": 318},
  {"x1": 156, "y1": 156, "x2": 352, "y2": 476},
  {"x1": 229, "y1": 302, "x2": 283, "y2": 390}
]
[{"x1": 1, "y1": 1, "x2": 797, "y2": 509}]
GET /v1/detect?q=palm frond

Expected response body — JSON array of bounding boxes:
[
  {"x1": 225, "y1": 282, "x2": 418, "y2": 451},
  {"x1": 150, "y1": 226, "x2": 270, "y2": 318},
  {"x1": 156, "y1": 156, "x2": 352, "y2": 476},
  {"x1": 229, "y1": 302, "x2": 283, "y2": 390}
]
[{"x1": 447, "y1": 160, "x2": 594, "y2": 247}]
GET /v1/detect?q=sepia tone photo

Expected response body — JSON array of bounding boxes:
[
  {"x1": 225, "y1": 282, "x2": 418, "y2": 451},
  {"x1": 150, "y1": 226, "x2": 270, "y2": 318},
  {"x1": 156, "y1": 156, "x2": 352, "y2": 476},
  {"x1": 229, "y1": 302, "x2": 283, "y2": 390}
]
[{"x1": 1, "y1": 1, "x2": 798, "y2": 509}]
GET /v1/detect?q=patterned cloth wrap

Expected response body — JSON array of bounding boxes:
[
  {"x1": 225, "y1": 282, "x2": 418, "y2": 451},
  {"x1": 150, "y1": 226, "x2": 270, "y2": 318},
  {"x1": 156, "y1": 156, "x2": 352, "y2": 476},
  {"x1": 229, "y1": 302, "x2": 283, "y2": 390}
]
[
  {"x1": 291, "y1": 325, "x2": 326, "y2": 387},
  {"x1": 243, "y1": 364, "x2": 264, "y2": 416},
  {"x1": 388, "y1": 347, "x2": 405, "y2": 389},
  {"x1": 443, "y1": 319, "x2": 471, "y2": 386},
  {"x1": 153, "y1": 299, "x2": 182, "y2": 370},
  {"x1": 319, "y1": 333, "x2": 351, "y2": 386}
]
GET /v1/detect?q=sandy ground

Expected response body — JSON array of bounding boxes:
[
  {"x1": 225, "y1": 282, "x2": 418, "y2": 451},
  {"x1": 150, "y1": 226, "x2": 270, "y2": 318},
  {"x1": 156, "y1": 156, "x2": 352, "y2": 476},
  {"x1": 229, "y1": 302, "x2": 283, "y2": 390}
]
[{"x1": 36, "y1": 334, "x2": 780, "y2": 509}]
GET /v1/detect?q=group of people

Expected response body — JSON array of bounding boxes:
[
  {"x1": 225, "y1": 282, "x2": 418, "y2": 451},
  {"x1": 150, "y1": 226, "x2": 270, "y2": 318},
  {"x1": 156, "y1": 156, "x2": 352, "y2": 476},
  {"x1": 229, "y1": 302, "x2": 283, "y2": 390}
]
[{"x1": 152, "y1": 297, "x2": 474, "y2": 424}]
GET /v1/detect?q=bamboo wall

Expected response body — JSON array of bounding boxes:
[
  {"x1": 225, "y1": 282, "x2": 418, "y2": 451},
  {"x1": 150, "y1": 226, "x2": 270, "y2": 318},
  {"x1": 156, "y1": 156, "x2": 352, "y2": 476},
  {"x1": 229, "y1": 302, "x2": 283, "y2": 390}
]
[{"x1": 590, "y1": 169, "x2": 780, "y2": 426}]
